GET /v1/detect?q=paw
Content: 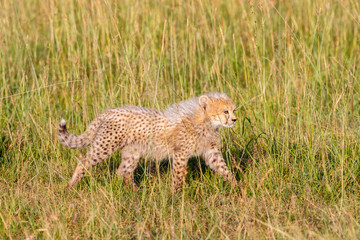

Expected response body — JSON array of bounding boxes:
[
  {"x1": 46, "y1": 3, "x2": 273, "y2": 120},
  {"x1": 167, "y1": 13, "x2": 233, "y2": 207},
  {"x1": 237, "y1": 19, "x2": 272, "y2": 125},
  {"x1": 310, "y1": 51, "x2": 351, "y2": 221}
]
[{"x1": 123, "y1": 179, "x2": 138, "y2": 190}]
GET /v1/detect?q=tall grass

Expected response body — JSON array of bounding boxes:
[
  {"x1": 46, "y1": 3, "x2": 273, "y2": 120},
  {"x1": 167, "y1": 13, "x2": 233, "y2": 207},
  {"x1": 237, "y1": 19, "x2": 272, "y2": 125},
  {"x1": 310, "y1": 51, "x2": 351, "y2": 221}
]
[{"x1": 0, "y1": 0, "x2": 359, "y2": 238}]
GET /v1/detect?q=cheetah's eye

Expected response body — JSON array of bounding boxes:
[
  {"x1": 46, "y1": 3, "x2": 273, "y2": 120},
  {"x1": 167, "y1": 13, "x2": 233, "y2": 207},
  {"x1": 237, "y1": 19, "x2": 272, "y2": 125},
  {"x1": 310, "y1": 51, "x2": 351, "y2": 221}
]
[{"x1": 224, "y1": 110, "x2": 229, "y2": 114}]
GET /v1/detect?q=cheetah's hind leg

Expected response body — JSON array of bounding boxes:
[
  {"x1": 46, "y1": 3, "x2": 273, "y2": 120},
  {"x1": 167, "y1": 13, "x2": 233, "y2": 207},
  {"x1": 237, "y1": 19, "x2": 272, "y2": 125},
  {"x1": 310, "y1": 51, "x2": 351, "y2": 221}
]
[
  {"x1": 68, "y1": 125, "x2": 125, "y2": 188},
  {"x1": 68, "y1": 154, "x2": 90, "y2": 188},
  {"x1": 116, "y1": 145, "x2": 142, "y2": 189}
]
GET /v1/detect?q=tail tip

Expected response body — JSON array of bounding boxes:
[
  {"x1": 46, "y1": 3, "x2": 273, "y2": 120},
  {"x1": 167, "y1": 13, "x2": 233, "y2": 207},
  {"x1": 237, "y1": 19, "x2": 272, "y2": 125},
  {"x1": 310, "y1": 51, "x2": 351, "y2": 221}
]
[{"x1": 59, "y1": 119, "x2": 66, "y2": 128}]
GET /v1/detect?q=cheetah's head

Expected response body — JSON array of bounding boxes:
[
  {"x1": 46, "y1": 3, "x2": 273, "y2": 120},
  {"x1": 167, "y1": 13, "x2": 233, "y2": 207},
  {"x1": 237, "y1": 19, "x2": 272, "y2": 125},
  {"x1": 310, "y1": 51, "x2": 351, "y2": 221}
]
[{"x1": 199, "y1": 93, "x2": 237, "y2": 129}]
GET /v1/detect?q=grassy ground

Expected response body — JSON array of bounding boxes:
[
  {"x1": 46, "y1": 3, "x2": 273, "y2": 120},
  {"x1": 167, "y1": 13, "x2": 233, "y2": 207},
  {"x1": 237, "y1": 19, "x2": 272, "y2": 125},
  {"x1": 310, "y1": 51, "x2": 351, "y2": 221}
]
[{"x1": 1, "y1": 0, "x2": 359, "y2": 239}]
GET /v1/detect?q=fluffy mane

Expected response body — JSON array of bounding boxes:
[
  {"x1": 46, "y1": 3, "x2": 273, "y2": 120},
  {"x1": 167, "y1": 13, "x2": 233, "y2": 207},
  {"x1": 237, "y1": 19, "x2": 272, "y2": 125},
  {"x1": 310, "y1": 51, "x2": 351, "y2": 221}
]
[{"x1": 163, "y1": 92, "x2": 230, "y2": 123}]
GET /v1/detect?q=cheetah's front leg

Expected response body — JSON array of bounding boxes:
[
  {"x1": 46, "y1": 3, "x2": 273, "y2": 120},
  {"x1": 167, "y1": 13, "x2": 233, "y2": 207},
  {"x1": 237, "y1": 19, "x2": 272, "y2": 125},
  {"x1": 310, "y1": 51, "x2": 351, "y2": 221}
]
[
  {"x1": 203, "y1": 148, "x2": 236, "y2": 184},
  {"x1": 172, "y1": 152, "x2": 190, "y2": 192}
]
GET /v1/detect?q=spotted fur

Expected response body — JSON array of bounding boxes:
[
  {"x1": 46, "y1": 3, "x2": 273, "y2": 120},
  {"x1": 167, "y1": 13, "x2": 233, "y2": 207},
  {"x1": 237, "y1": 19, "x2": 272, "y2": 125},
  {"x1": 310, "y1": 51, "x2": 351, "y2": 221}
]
[{"x1": 59, "y1": 92, "x2": 238, "y2": 191}]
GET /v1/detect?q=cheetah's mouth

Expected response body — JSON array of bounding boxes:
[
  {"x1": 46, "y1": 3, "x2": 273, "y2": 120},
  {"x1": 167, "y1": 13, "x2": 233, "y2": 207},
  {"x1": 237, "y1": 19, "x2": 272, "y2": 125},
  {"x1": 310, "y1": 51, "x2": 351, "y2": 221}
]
[
  {"x1": 224, "y1": 122, "x2": 236, "y2": 128},
  {"x1": 212, "y1": 120, "x2": 236, "y2": 129}
]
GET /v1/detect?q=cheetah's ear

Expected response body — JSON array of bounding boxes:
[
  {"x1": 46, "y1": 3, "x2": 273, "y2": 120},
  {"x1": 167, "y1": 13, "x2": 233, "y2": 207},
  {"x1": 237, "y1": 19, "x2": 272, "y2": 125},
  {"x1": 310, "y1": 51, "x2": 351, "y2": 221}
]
[{"x1": 199, "y1": 95, "x2": 211, "y2": 110}]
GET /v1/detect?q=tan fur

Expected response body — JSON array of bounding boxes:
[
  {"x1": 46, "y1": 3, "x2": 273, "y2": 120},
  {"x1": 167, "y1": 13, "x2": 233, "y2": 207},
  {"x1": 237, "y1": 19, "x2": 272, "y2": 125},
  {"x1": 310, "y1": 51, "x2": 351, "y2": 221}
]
[{"x1": 58, "y1": 92, "x2": 238, "y2": 191}]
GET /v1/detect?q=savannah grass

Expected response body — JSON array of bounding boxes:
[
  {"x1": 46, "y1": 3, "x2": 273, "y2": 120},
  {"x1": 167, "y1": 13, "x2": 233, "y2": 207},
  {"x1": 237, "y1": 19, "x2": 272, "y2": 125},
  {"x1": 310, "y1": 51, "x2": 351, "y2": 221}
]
[{"x1": 0, "y1": 0, "x2": 359, "y2": 239}]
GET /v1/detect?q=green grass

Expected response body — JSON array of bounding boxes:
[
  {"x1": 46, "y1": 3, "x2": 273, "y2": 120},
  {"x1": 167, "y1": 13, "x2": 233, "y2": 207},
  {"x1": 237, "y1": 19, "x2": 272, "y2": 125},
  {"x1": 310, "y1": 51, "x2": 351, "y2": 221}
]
[{"x1": 1, "y1": 0, "x2": 360, "y2": 238}]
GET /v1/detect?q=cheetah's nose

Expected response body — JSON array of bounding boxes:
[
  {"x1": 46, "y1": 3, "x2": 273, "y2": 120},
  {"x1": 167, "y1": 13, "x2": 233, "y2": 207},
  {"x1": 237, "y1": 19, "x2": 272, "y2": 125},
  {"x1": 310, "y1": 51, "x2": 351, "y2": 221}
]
[{"x1": 232, "y1": 119, "x2": 237, "y2": 122}]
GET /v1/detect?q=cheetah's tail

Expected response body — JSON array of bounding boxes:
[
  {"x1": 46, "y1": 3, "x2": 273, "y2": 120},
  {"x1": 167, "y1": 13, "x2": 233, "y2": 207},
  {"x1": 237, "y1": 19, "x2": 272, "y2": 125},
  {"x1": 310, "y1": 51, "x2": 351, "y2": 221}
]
[{"x1": 58, "y1": 119, "x2": 91, "y2": 149}]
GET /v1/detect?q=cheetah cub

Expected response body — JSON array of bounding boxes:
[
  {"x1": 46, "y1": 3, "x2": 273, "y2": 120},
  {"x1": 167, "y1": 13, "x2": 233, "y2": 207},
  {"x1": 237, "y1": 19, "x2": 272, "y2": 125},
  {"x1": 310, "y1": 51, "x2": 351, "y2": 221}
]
[{"x1": 59, "y1": 92, "x2": 238, "y2": 191}]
